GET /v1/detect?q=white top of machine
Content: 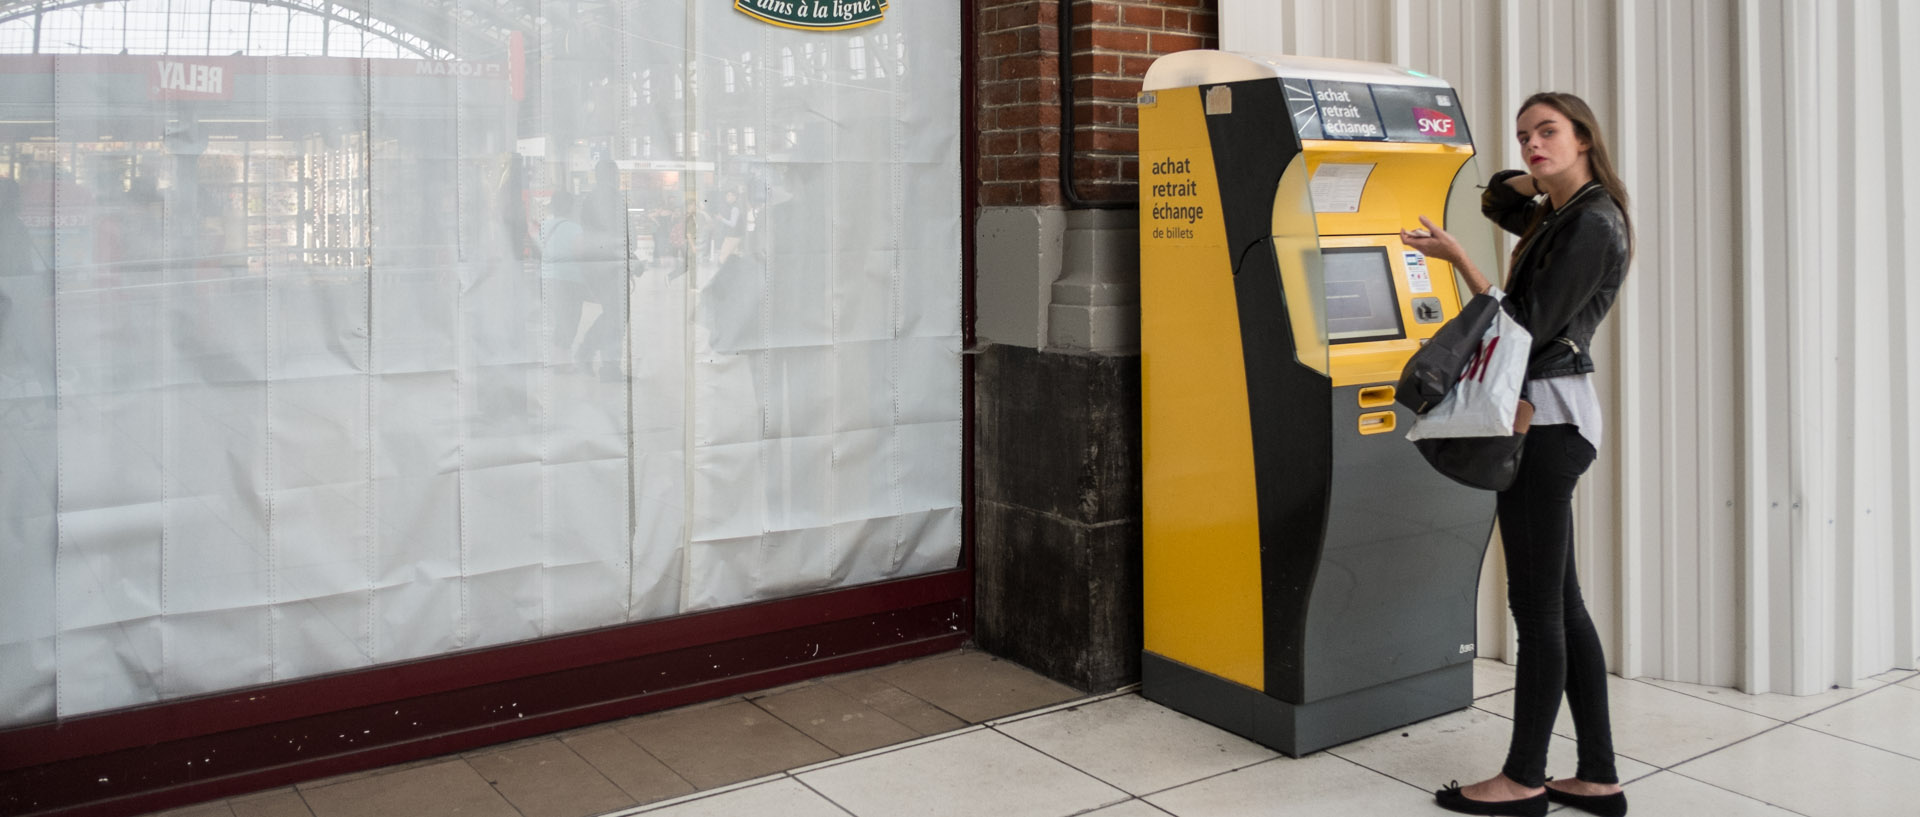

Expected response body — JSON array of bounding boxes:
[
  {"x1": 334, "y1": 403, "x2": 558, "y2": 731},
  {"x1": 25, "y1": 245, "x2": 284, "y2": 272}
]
[{"x1": 1142, "y1": 50, "x2": 1452, "y2": 92}]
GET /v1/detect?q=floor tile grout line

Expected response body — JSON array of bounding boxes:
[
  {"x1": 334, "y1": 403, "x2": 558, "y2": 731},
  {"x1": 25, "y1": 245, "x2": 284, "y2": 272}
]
[
  {"x1": 986, "y1": 719, "x2": 1138, "y2": 803},
  {"x1": 457, "y1": 754, "x2": 529, "y2": 817},
  {"x1": 1457, "y1": 702, "x2": 1674, "y2": 784},
  {"x1": 471, "y1": 733, "x2": 635, "y2": 816},
  {"x1": 781, "y1": 667, "x2": 1107, "y2": 771},
  {"x1": 592, "y1": 771, "x2": 790, "y2": 816},
  {"x1": 745, "y1": 677, "x2": 928, "y2": 754},
  {"x1": 1646, "y1": 683, "x2": 1920, "y2": 774},
  {"x1": 1631, "y1": 676, "x2": 1862, "y2": 726},
  {"x1": 1773, "y1": 672, "x2": 1920, "y2": 730},
  {"x1": 785, "y1": 724, "x2": 990, "y2": 776},
  {"x1": 1066, "y1": 796, "x2": 1181, "y2": 817},
  {"x1": 1059, "y1": 795, "x2": 1177, "y2": 817},
  {"x1": 737, "y1": 694, "x2": 843, "y2": 762},
  {"x1": 982, "y1": 695, "x2": 1373, "y2": 814},
  {"x1": 981, "y1": 684, "x2": 1141, "y2": 729},
  {"x1": 855, "y1": 651, "x2": 995, "y2": 727},
  {"x1": 1470, "y1": 679, "x2": 1838, "y2": 773},
  {"x1": 461, "y1": 754, "x2": 534, "y2": 817},
  {"x1": 812, "y1": 676, "x2": 958, "y2": 736},
  {"x1": 233, "y1": 657, "x2": 1920, "y2": 817},
  {"x1": 1484, "y1": 674, "x2": 1804, "y2": 728},
  {"x1": 573, "y1": 724, "x2": 698, "y2": 803},
  {"x1": 788, "y1": 773, "x2": 861, "y2": 817},
  {"x1": 1316, "y1": 750, "x2": 1455, "y2": 800},
  {"x1": 1767, "y1": 716, "x2": 1920, "y2": 766},
  {"x1": 849, "y1": 669, "x2": 980, "y2": 731},
  {"x1": 1653, "y1": 718, "x2": 1798, "y2": 776},
  {"x1": 609, "y1": 732, "x2": 698, "y2": 803},
  {"x1": 1321, "y1": 741, "x2": 1517, "y2": 799},
  {"x1": 1120, "y1": 753, "x2": 1292, "y2": 801},
  {"x1": 1480, "y1": 668, "x2": 1912, "y2": 731},
  {"x1": 1658, "y1": 766, "x2": 1820, "y2": 817}
]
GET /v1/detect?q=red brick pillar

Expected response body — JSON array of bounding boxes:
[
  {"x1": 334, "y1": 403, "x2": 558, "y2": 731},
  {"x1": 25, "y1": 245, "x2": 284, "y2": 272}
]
[
  {"x1": 976, "y1": 0, "x2": 1218, "y2": 208},
  {"x1": 972, "y1": 1, "x2": 1218, "y2": 693}
]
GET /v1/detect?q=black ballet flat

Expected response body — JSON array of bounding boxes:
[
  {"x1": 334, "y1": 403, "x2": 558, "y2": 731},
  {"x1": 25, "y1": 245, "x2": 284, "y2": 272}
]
[
  {"x1": 1433, "y1": 781, "x2": 1548, "y2": 817},
  {"x1": 1545, "y1": 783, "x2": 1628, "y2": 817}
]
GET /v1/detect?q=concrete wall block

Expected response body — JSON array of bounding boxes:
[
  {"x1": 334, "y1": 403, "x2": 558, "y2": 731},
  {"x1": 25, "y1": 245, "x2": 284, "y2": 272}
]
[
  {"x1": 974, "y1": 340, "x2": 1145, "y2": 692},
  {"x1": 1048, "y1": 209, "x2": 1141, "y2": 352},
  {"x1": 974, "y1": 344, "x2": 1141, "y2": 525},
  {"x1": 1047, "y1": 302, "x2": 1140, "y2": 354},
  {"x1": 1063, "y1": 209, "x2": 1142, "y2": 279},
  {"x1": 973, "y1": 499, "x2": 1143, "y2": 693},
  {"x1": 975, "y1": 206, "x2": 1068, "y2": 349}
]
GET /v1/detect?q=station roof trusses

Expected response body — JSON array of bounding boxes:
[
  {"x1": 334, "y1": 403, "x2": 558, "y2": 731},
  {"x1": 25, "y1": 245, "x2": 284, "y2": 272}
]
[{"x1": 0, "y1": 0, "x2": 558, "y2": 60}]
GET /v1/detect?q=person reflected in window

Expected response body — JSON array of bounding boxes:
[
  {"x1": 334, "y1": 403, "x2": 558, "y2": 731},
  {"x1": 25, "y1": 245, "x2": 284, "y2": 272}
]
[
  {"x1": 578, "y1": 158, "x2": 628, "y2": 380},
  {"x1": 1402, "y1": 92, "x2": 1633, "y2": 817},
  {"x1": 0, "y1": 175, "x2": 53, "y2": 395},
  {"x1": 540, "y1": 189, "x2": 587, "y2": 370},
  {"x1": 709, "y1": 186, "x2": 744, "y2": 266}
]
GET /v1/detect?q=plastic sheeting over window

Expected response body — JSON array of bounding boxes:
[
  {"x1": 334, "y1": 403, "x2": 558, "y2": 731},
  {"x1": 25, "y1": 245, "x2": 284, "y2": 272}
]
[{"x1": 0, "y1": 1, "x2": 961, "y2": 725}]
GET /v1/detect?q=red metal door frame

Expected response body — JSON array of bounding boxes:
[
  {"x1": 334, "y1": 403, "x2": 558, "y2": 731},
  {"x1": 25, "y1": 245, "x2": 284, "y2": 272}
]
[{"x1": 0, "y1": 573, "x2": 971, "y2": 817}]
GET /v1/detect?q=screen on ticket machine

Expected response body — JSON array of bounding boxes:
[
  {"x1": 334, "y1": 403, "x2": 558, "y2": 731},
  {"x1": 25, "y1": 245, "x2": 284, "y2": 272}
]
[{"x1": 1136, "y1": 51, "x2": 1503, "y2": 757}]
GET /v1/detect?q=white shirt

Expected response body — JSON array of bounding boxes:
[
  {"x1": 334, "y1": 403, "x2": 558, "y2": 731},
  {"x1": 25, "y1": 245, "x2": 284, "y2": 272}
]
[{"x1": 1529, "y1": 373, "x2": 1604, "y2": 451}]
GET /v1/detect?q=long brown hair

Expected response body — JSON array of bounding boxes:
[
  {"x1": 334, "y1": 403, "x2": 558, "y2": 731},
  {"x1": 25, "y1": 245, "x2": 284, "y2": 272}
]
[{"x1": 1515, "y1": 91, "x2": 1633, "y2": 259}]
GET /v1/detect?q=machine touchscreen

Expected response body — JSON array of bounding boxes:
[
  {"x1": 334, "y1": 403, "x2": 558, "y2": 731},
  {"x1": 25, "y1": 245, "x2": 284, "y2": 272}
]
[{"x1": 1322, "y1": 247, "x2": 1405, "y2": 343}]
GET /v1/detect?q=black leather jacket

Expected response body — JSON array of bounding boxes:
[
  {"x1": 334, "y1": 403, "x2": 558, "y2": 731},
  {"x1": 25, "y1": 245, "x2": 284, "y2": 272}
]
[{"x1": 1482, "y1": 169, "x2": 1630, "y2": 380}]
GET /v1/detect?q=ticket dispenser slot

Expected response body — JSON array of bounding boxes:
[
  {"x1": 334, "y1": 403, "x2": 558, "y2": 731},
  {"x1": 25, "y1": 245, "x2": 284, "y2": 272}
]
[{"x1": 1139, "y1": 51, "x2": 1502, "y2": 757}]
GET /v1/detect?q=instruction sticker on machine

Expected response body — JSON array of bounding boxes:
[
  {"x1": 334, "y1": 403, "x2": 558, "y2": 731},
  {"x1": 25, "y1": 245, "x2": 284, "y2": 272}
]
[
  {"x1": 1309, "y1": 162, "x2": 1374, "y2": 213},
  {"x1": 1402, "y1": 250, "x2": 1433, "y2": 294}
]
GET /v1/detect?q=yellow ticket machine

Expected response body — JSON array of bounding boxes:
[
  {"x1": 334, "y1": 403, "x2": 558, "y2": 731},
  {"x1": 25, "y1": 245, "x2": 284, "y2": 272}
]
[{"x1": 1138, "y1": 51, "x2": 1503, "y2": 755}]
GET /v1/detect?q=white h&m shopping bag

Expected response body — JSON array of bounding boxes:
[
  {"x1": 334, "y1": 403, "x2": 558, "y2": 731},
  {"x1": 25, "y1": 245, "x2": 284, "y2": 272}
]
[{"x1": 1404, "y1": 303, "x2": 1532, "y2": 440}]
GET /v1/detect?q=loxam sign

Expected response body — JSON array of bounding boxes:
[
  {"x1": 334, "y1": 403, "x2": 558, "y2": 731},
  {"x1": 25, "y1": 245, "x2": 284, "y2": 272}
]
[{"x1": 735, "y1": 0, "x2": 887, "y2": 31}]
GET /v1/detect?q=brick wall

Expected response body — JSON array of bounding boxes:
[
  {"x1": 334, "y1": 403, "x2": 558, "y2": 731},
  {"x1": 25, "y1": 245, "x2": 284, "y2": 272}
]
[{"x1": 977, "y1": 0, "x2": 1219, "y2": 207}]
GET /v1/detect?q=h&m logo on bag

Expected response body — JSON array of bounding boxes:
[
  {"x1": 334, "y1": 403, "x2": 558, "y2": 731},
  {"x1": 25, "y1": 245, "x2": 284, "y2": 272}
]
[{"x1": 1461, "y1": 337, "x2": 1500, "y2": 383}]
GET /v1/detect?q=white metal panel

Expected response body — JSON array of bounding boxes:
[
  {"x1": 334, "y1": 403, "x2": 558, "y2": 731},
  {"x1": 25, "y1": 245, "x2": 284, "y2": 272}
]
[
  {"x1": 1217, "y1": 0, "x2": 1281, "y2": 54},
  {"x1": 1736, "y1": 0, "x2": 1794, "y2": 693},
  {"x1": 1894, "y1": 0, "x2": 1920, "y2": 673},
  {"x1": 1221, "y1": 0, "x2": 1920, "y2": 692}
]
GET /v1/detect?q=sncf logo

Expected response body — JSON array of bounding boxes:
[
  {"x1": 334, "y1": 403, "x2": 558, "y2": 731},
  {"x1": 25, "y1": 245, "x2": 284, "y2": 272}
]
[{"x1": 1414, "y1": 106, "x2": 1456, "y2": 137}]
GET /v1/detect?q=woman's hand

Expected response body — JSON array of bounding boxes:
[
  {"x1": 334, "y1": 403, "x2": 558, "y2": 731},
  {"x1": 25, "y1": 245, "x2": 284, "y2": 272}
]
[
  {"x1": 1400, "y1": 215, "x2": 1492, "y2": 295},
  {"x1": 1400, "y1": 216, "x2": 1465, "y2": 267},
  {"x1": 1507, "y1": 172, "x2": 1544, "y2": 197}
]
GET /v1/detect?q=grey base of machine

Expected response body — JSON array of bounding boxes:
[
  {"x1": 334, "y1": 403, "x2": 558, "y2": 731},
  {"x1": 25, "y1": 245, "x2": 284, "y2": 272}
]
[{"x1": 1140, "y1": 651, "x2": 1473, "y2": 757}]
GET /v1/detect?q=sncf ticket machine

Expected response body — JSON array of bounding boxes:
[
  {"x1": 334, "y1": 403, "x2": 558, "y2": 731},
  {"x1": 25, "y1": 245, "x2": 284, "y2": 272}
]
[{"x1": 1138, "y1": 51, "x2": 1504, "y2": 756}]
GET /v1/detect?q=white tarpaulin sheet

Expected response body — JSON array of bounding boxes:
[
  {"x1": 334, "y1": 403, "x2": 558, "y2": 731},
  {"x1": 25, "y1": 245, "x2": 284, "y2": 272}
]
[{"x1": 0, "y1": 0, "x2": 962, "y2": 725}]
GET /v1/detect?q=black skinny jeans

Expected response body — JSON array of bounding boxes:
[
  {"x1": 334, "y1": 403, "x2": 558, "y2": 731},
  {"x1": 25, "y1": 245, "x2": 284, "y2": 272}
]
[{"x1": 1496, "y1": 424, "x2": 1617, "y2": 788}]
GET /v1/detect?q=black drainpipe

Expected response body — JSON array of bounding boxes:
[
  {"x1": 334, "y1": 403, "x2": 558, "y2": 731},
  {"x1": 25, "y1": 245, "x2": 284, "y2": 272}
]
[{"x1": 1059, "y1": 0, "x2": 1138, "y2": 210}]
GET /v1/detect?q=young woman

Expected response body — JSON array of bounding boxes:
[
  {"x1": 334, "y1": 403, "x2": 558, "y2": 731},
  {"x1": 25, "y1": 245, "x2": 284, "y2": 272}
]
[{"x1": 1401, "y1": 92, "x2": 1633, "y2": 817}]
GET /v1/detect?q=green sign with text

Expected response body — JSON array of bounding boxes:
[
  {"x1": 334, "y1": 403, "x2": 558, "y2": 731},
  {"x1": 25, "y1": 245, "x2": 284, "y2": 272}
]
[{"x1": 735, "y1": 0, "x2": 887, "y2": 31}]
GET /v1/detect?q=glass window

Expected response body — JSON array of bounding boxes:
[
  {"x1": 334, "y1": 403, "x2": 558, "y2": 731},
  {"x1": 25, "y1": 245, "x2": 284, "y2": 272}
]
[{"x1": 0, "y1": 0, "x2": 962, "y2": 727}]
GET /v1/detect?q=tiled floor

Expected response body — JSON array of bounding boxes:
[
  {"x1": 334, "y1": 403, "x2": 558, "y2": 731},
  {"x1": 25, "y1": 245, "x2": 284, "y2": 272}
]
[{"x1": 147, "y1": 651, "x2": 1920, "y2": 817}]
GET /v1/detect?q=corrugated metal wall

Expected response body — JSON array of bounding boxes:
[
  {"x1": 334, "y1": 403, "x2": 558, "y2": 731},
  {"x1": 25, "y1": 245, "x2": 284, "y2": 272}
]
[{"x1": 1219, "y1": 0, "x2": 1920, "y2": 694}]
